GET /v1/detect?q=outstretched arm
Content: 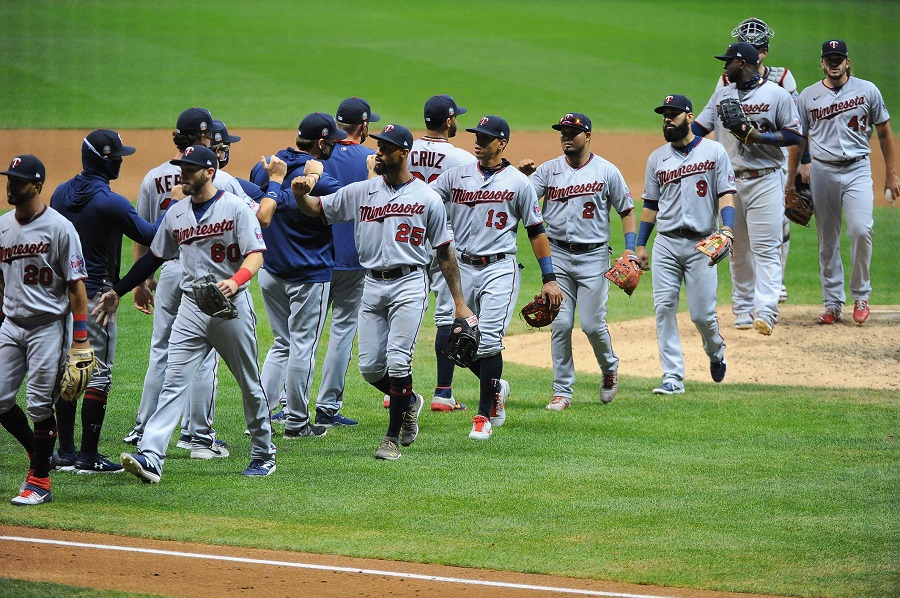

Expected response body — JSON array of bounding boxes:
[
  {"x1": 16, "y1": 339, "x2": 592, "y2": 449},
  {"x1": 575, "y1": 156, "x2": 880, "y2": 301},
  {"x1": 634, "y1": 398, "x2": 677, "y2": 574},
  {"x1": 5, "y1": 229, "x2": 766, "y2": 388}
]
[{"x1": 876, "y1": 121, "x2": 900, "y2": 203}]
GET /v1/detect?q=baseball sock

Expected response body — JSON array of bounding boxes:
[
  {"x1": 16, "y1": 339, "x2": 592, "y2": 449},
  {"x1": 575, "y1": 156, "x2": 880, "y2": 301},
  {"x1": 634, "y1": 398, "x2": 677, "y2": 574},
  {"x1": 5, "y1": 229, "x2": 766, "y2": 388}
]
[
  {"x1": 386, "y1": 376, "x2": 413, "y2": 439},
  {"x1": 475, "y1": 354, "x2": 503, "y2": 417},
  {"x1": 80, "y1": 388, "x2": 108, "y2": 457},
  {"x1": 0, "y1": 403, "x2": 34, "y2": 453},
  {"x1": 32, "y1": 415, "x2": 58, "y2": 479},
  {"x1": 55, "y1": 398, "x2": 78, "y2": 454},
  {"x1": 371, "y1": 374, "x2": 391, "y2": 395},
  {"x1": 434, "y1": 326, "x2": 455, "y2": 393}
]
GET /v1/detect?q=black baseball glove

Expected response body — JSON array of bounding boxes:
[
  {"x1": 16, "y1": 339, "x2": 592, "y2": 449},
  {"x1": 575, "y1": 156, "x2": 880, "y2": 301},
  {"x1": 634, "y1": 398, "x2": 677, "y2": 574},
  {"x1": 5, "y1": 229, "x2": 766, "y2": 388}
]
[
  {"x1": 191, "y1": 274, "x2": 238, "y2": 319},
  {"x1": 441, "y1": 315, "x2": 480, "y2": 367},
  {"x1": 718, "y1": 98, "x2": 755, "y2": 143},
  {"x1": 785, "y1": 173, "x2": 813, "y2": 226}
]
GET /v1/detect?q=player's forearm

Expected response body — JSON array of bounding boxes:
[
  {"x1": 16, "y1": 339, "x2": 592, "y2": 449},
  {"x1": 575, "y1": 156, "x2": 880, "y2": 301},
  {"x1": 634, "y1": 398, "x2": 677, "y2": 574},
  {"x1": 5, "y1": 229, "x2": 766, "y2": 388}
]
[
  {"x1": 876, "y1": 122, "x2": 898, "y2": 178},
  {"x1": 718, "y1": 195, "x2": 736, "y2": 233},
  {"x1": 237, "y1": 251, "x2": 264, "y2": 278},
  {"x1": 786, "y1": 143, "x2": 803, "y2": 181},
  {"x1": 751, "y1": 129, "x2": 803, "y2": 147},
  {"x1": 435, "y1": 244, "x2": 468, "y2": 313},
  {"x1": 132, "y1": 243, "x2": 149, "y2": 263},
  {"x1": 619, "y1": 208, "x2": 637, "y2": 250}
]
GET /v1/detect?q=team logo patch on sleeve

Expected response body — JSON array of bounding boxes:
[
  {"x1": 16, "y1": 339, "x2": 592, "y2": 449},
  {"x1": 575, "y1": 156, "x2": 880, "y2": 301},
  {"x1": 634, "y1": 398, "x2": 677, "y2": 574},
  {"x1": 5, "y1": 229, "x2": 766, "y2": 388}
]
[
  {"x1": 255, "y1": 228, "x2": 264, "y2": 242},
  {"x1": 70, "y1": 254, "x2": 87, "y2": 276},
  {"x1": 532, "y1": 203, "x2": 542, "y2": 217}
]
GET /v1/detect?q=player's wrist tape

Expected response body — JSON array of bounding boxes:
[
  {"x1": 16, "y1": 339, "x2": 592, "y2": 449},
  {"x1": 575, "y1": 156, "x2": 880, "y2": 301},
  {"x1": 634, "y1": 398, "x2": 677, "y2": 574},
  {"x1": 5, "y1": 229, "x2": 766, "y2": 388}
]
[
  {"x1": 542, "y1": 273, "x2": 557, "y2": 284},
  {"x1": 637, "y1": 221, "x2": 655, "y2": 247},
  {"x1": 757, "y1": 132, "x2": 778, "y2": 145},
  {"x1": 720, "y1": 206, "x2": 735, "y2": 229},
  {"x1": 624, "y1": 232, "x2": 636, "y2": 252},
  {"x1": 73, "y1": 313, "x2": 88, "y2": 342},
  {"x1": 230, "y1": 267, "x2": 253, "y2": 287},
  {"x1": 538, "y1": 256, "x2": 553, "y2": 275}
]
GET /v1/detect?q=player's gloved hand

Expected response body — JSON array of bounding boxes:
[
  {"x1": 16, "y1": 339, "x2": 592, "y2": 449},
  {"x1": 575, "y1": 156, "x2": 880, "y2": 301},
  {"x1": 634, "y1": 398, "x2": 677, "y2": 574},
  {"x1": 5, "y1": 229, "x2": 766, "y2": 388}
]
[
  {"x1": 516, "y1": 159, "x2": 536, "y2": 177},
  {"x1": 91, "y1": 289, "x2": 120, "y2": 326},
  {"x1": 695, "y1": 228, "x2": 734, "y2": 267}
]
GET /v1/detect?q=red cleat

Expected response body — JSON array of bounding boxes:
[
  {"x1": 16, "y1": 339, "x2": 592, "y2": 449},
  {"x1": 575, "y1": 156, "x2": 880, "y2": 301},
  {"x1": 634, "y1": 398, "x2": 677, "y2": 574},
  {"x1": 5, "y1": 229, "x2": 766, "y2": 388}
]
[
  {"x1": 818, "y1": 307, "x2": 841, "y2": 325},
  {"x1": 853, "y1": 300, "x2": 870, "y2": 324}
]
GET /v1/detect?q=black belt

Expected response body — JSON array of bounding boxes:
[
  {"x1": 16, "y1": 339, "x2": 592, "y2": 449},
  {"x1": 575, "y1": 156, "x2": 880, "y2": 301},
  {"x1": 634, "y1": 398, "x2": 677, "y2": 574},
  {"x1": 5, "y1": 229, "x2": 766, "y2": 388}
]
[
  {"x1": 548, "y1": 238, "x2": 605, "y2": 254},
  {"x1": 816, "y1": 155, "x2": 866, "y2": 166},
  {"x1": 367, "y1": 265, "x2": 418, "y2": 280},
  {"x1": 459, "y1": 252, "x2": 507, "y2": 267},
  {"x1": 662, "y1": 228, "x2": 707, "y2": 240},
  {"x1": 734, "y1": 167, "x2": 777, "y2": 180}
]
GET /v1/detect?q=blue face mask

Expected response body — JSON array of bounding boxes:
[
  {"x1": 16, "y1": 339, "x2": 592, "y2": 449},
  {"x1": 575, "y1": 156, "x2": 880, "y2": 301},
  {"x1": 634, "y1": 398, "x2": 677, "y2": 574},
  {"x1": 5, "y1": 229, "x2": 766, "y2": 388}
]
[{"x1": 81, "y1": 139, "x2": 122, "y2": 180}]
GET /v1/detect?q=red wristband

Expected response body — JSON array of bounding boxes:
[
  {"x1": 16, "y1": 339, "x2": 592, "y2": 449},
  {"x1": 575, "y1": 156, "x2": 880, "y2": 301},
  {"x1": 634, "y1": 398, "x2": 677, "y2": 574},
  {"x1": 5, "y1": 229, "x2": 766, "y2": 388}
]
[
  {"x1": 73, "y1": 313, "x2": 88, "y2": 341},
  {"x1": 230, "y1": 267, "x2": 253, "y2": 287}
]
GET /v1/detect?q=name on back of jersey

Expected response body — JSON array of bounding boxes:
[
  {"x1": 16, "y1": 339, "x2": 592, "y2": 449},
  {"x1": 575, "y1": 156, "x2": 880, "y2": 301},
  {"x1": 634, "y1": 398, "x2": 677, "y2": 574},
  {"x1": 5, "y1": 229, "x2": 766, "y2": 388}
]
[
  {"x1": 154, "y1": 173, "x2": 182, "y2": 194},
  {"x1": 409, "y1": 150, "x2": 445, "y2": 169}
]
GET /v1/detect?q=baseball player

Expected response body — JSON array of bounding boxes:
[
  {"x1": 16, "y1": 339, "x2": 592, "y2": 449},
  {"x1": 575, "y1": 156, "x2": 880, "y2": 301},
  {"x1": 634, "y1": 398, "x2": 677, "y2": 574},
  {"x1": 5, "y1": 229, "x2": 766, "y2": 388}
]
[
  {"x1": 1, "y1": 155, "x2": 89, "y2": 505},
  {"x1": 292, "y1": 124, "x2": 473, "y2": 460},
  {"x1": 694, "y1": 42, "x2": 803, "y2": 336},
  {"x1": 715, "y1": 17, "x2": 804, "y2": 304},
  {"x1": 430, "y1": 115, "x2": 563, "y2": 439},
  {"x1": 314, "y1": 97, "x2": 380, "y2": 427},
  {"x1": 51, "y1": 129, "x2": 160, "y2": 474},
  {"x1": 407, "y1": 94, "x2": 476, "y2": 412},
  {"x1": 249, "y1": 112, "x2": 344, "y2": 439},
  {"x1": 787, "y1": 40, "x2": 899, "y2": 325},
  {"x1": 637, "y1": 95, "x2": 736, "y2": 394},
  {"x1": 517, "y1": 112, "x2": 636, "y2": 410},
  {"x1": 93, "y1": 145, "x2": 276, "y2": 482}
]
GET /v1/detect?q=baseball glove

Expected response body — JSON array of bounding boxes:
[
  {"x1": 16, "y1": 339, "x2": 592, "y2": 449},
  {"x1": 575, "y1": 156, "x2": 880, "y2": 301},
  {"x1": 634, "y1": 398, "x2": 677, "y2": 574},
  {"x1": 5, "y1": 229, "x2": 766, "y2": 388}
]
[
  {"x1": 441, "y1": 315, "x2": 480, "y2": 367},
  {"x1": 58, "y1": 347, "x2": 96, "y2": 402},
  {"x1": 718, "y1": 98, "x2": 754, "y2": 143},
  {"x1": 520, "y1": 294, "x2": 560, "y2": 328},
  {"x1": 785, "y1": 174, "x2": 813, "y2": 226},
  {"x1": 604, "y1": 251, "x2": 643, "y2": 297},
  {"x1": 191, "y1": 275, "x2": 238, "y2": 319},
  {"x1": 695, "y1": 229, "x2": 734, "y2": 266}
]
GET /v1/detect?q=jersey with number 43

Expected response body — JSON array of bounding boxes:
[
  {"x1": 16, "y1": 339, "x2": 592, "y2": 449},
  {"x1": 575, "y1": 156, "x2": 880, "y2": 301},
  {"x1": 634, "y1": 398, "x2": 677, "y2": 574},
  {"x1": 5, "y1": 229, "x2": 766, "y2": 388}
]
[
  {"x1": 150, "y1": 190, "x2": 265, "y2": 292},
  {"x1": 643, "y1": 138, "x2": 736, "y2": 236},
  {"x1": 431, "y1": 161, "x2": 543, "y2": 256},
  {"x1": 797, "y1": 76, "x2": 890, "y2": 162},
  {"x1": 530, "y1": 154, "x2": 633, "y2": 245},
  {"x1": 0, "y1": 206, "x2": 87, "y2": 319},
  {"x1": 320, "y1": 176, "x2": 451, "y2": 270}
]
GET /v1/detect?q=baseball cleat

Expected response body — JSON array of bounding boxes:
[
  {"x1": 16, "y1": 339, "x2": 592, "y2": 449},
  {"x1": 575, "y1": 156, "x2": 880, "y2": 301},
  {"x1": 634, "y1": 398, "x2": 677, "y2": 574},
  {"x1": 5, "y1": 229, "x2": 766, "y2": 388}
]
[
  {"x1": 121, "y1": 452, "x2": 161, "y2": 484},
  {"x1": 600, "y1": 373, "x2": 619, "y2": 404},
  {"x1": 242, "y1": 457, "x2": 277, "y2": 477},
  {"x1": 270, "y1": 408, "x2": 288, "y2": 425},
  {"x1": 734, "y1": 312, "x2": 754, "y2": 329},
  {"x1": 853, "y1": 300, "x2": 870, "y2": 324},
  {"x1": 779, "y1": 286, "x2": 788, "y2": 303},
  {"x1": 490, "y1": 379, "x2": 509, "y2": 427},
  {"x1": 175, "y1": 434, "x2": 192, "y2": 450},
  {"x1": 818, "y1": 307, "x2": 841, "y2": 325},
  {"x1": 315, "y1": 411, "x2": 359, "y2": 427},
  {"x1": 11, "y1": 477, "x2": 52, "y2": 506},
  {"x1": 74, "y1": 453, "x2": 124, "y2": 474},
  {"x1": 430, "y1": 395, "x2": 467, "y2": 411},
  {"x1": 652, "y1": 382, "x2": 685, "y2": 395},
  {"x1": 753, "y1": 316, "x2": 774, "y2": 336},
  {"x1": 711, "y1": 359, "x2": 727, "y2": 383},
  {"x1": 55, "y1": 449, "x2": 79, "y2": 472},
  {"x1": 190, "y1": 444, "x2": 230, "y2": 459},
  {"x1": 399, "y1": 393, "x2": 424, "y2": 447},
  {"x1": 382, "y1": 394, "x2": 390, "y2": 409},
  {"x1": 375, "y1": 437, "x2": 401, "y2": 460},
  {"x1": 122, "y1": 426, "x2": 141, "y2": 445},
  {"x1": 468, "y1": 415, "x2": 493, "y2": 440},
  {"x1": 283, "y1": 423, "x2": 327, "y2": 439},
  {"x1": 546, "y1": 396, "x2": 571, "y2": 411}
]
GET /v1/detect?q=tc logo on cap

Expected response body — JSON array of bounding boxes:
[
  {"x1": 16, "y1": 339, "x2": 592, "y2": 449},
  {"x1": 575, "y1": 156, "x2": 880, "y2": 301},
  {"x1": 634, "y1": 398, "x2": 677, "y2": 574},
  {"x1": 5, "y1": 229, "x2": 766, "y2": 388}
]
[
  {"x1": 184, "y1": 147, "x2": 195, "y2": 156},
  {"x1": 480, "y1": 117, "x2": 489, "y2": 126},
  {"x1": 383, "y1": 124, "x2": 394, "y2": 132},
  {"x1": 665, "y1": 96, "x2": 674, "y2": 104},
  {"x1": 10, "y1": 157, "x2": 21, "y2": 168},
  {"x1": 828, "y1": 40, "x2": 839, "y2": 49}
]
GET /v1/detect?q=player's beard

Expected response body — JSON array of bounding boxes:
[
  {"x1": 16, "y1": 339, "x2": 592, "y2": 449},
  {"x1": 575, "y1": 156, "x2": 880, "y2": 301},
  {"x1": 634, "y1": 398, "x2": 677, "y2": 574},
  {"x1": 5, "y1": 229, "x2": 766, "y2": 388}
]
[
  {"x1": 448, "y1": 123, "x2": 458, "y2": 138},
  {"x1": 664, "y1": 120, "x2": 690, "y2": 143},
  {"x1": 7, "y1": 184, "x2": 36, "y2": 205},
  {"x1": 182, "y1": 171, "x2": 210, "y2": 196},
  {"x1": 373, "y1": 159, "x2": 398, "y2": 176}
]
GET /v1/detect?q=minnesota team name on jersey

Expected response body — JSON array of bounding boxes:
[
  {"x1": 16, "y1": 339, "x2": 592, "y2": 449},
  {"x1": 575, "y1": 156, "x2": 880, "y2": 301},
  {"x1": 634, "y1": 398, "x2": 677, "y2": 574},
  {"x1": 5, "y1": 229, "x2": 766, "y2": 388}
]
[
  {"x1": 809, "y1": 96, "x2": 866, "y2": 122},
  {"x1": 409, "y1": 150, "x2": 445, "y2": 169},
  {"x1": 740, "y1": 102, "x2": 771, "y2": 116},
  {"x1": 1, "y1": 241, "x2": 51, "y2": 263},
  {"x1": 358, "y1": 203, "x2": 426, "y2": 223},
  {"x1": 545, "y1": 181, "x2": 606, "y2": 202},
  {"x1": 657, "y1": 160, "x2": 717, "y2": 186},
  {"x1": 450, "y1": 188, "x2": 515, "y2": 205},
  {"x1": 173, "y1": 219, "x2": 235, "y2": 245}
]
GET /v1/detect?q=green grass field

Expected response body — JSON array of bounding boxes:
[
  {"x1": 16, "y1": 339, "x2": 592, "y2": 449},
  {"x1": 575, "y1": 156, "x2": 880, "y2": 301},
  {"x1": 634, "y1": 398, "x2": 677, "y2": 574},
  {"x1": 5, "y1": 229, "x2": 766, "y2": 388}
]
[
  {"x1": 1, "y1": 2, "x2": 899, "y2": 596},
  {"x1": 0, "y1": 1, "x2": 897, "y2": 131}
]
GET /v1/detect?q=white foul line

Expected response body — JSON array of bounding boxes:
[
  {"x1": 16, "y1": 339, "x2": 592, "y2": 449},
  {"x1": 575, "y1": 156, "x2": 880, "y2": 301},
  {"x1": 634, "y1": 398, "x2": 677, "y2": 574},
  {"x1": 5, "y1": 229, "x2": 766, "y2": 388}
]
[{"x1": 0, "y1": 535, "x2": 674, "y2": 598}]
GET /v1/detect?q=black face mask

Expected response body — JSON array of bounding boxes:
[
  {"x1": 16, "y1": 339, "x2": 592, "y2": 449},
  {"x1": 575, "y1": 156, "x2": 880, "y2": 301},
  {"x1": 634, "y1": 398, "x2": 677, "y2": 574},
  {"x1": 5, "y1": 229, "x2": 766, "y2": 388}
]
[{"x1": 81, "y1": 139, "x2": 122, "y2": 180}]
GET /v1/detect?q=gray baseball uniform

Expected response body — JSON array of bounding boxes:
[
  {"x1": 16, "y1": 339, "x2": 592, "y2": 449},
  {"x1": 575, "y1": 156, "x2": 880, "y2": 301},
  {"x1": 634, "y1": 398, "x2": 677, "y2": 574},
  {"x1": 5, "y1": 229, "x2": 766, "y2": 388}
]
[
  {"x1": 643, "y1": 138, "x2": 736, "y2": 389},
  {"x1": 797, "y1": 76, "x2": 890, "y2": 309},
  {"x1": 530, "y1": 154, "x2": 633, "y2": 399},
  {"x1": 134, "y1": 189, "x2": 273, "y2": 473},
  {"x1": 696, "y1": 81, "x2": 801, "y2": 323}
]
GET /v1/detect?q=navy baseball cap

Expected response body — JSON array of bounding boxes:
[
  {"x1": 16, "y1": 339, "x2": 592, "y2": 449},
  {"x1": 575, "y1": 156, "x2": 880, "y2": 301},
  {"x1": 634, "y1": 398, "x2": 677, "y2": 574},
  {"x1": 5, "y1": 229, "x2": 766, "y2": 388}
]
[
  {"x1": 655, "y1": 94, "x2": 693, "y2": 114},
  {"x1": 715, "y1": 42, "x2": 760, "y2": 65},
  {"x1": 466, "y1": 115, "x2": 510, "y2": 140},
  {"x1": 84, "y1": 129, "x2": 136, "y2": 157},
  {"x1": 552, "y1": 112, "x2": 592, "y2": 132},
  {"x1": 0, "y1": 154, "x2": 46, "y2": 181},
  {"x1": 175, "y1": 107, "x2": 213, "y2": 136},
  {"x1": 424, "y1": 94, "x2": 467, "y2": 125},
  {"x1": 336, "y1": 97, "x2": 380, "y2": 124},
  {"x1": 822, "y1": 39, "x2": 848, "y2": 57},
  {"x1": 170, "y1": 145, "x2": 218, "y2": 170},
  {"x1": 370, "y1": 124, "x2": 413, "y2": 149},
  {"x1": 211, "y1": 120, "x2": 241, "y2": 144},
  {"x1": 298, "y1": 112, "x2": 349, "y2": 141}
]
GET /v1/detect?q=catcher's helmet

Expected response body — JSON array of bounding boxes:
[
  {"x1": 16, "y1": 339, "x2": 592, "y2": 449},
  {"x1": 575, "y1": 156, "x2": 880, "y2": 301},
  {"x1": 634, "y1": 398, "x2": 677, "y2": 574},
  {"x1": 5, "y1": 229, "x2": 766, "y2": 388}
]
[{"x1": 732, "y1": 18, "x2": 774, "y2": 48}]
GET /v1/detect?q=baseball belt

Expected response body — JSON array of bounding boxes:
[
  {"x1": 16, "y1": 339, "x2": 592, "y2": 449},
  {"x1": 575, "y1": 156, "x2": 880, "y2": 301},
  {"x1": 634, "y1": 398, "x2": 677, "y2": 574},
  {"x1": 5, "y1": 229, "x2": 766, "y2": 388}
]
[
  {"x1": 459, "y1": 252, "x2": 506, "y2": 267},
  {"x1": 734, "y1": 167, "x2": 777, "y2": 180},
  {"x1": 367, "y1": 265, "x2": 419, "y2": 280},
  {"x1": 548, "y1": 238, "x2": 605, "y2": 254}
]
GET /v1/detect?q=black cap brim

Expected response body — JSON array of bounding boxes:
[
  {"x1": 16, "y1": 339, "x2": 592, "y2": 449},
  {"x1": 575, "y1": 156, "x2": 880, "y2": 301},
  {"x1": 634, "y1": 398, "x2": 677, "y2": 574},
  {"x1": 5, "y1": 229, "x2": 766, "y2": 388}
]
[
  {"x1": 114, "y1": 146, "x2": 137, "y2": 157},
  {"x1": 465, "y1": 126, "x2": 501, "y2": 138},
  {"x1": 0, "y1": 170, "x2": 37, "y2": 180},
  {"x1": 369, "y1": 133, "x2": 404, "y2": 148}
]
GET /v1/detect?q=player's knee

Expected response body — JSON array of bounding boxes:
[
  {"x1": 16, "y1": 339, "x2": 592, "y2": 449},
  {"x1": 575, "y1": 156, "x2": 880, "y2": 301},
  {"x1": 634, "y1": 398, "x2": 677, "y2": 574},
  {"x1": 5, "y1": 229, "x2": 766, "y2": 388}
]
[
  {"x1": 360, "y1": 368, "x2": 387, "y2": 384},
  {"x1": 846, "y1": 222, "x2": 873, "y2": 240},
  {"x1": 581, "y1": 319, "x2": 608, "y2": 338}
]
